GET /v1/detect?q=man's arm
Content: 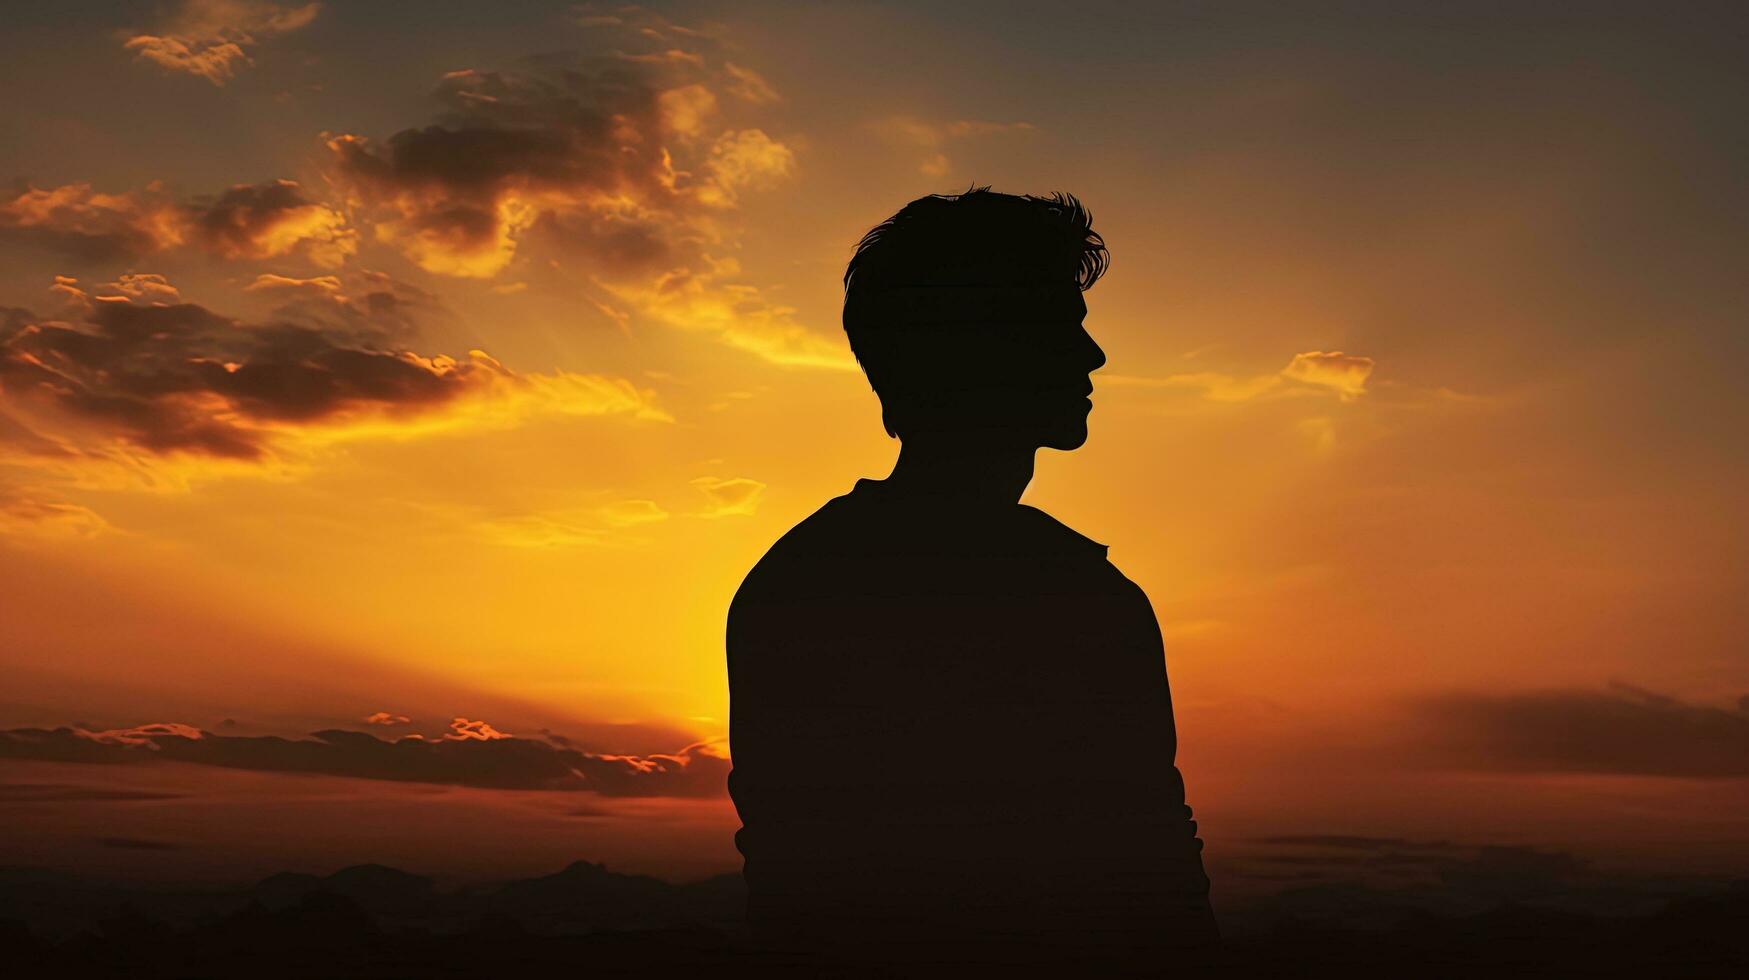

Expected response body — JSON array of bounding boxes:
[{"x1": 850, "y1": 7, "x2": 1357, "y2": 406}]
[
  {"x1": 727, "y1": 584, "x2": 888, "y2": 867},
  {"x1": 1129, "y1": 580, "x2": 1219, "y2": 940}
]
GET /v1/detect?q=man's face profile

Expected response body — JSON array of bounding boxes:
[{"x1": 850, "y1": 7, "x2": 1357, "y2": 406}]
[
  {"x1": 853, "y1": 279, "x2": 1106, "y2": 451},
  {"x1": 957, "y1": 290, "x2": 1104, "y2": 451}
]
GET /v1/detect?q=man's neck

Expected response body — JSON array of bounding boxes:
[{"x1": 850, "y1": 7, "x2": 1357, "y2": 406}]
[{"x1": 884, "y1": 433, "x2": 1036, "y2": 506}]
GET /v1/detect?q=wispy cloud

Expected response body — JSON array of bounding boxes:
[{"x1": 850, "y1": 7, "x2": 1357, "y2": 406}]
[
  {"x1": 1410, "y1": 682, "x2": 1749, "y2": 778},
  {"x1": 690, "y1": 475, "x2": 765, "y2": 517},
  {"x1": 1102, "y1": 349, "x2": 1378, "y2": 403},
  {"x1": 124, "y1": 0, "x2": 322, "y2": 85},
  {"x1": 473, "y1": 498, "x2": 671, "y2": 549},
  {"x1": 870, "y1": 115, "x2": 1037, "y2": 177},
  {"x1": 0, "y1": 490, "x2": 113, "y2": 540}
]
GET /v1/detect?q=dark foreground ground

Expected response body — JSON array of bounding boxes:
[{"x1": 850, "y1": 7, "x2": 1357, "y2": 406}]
[{"x1": 2, "y1": 861, "x2": 1744, "y2": 978}]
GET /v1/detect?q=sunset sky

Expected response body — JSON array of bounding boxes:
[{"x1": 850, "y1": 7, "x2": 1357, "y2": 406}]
[{"x1": 2, "y1": 1, "x2": 1745, "y2": 895}]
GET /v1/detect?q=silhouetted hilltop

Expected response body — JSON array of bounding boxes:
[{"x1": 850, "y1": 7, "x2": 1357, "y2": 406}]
[
  {"x1": 487, "y1": 859, "x2": 689, "y2": 931},
  {"x1": 255, "y1": 863, "x2": 436, "y2": 912},
  {"x1": 1233, "y1": 884, "x2": 1749, "y2": 978},
  {"x1": 0, "y1": 862, "x2": 1743, "y2": 977}
]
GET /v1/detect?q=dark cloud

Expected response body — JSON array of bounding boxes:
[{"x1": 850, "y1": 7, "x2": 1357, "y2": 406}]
[
  {"x1": 569, "y1": 740, "x2": 729, "y2": 798},
  {"x1": 323, "y1": 67, "x2": 670, "y2": 278},
  {"x1": 3, "y1": 298, "x2": 444, "y2": 459},
  {"x1": 1412, "y1": 682, "x2": 1749, "y2": 778},
  {"x1": 189, "y1": 180, "x2": 355, "y2": 266},
  {"x1": 324, "y1": 53, "x2": 791, "y2": 278},
  {"x1": 0, "y1": 720, "x2": 728, "y2": 798},
  {"x1": 0, "y1": 282, "x2": 662, "y2": 464}
]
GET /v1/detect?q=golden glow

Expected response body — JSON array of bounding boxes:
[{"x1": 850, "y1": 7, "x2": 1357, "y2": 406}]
[{"x1": 1, "y1": 0, "x2": 1743, "y2": 886}]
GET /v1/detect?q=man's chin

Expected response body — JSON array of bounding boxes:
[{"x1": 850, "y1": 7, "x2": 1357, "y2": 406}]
[{"x1": 1039, "y1": 423, "x2": 1089, "y2": 452}]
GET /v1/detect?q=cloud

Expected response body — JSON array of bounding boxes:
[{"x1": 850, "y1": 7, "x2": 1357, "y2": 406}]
[
  {"x1": 322, "y1": 62, "x2": 778, "y2": 279},
  {"x1": 697, "y1": 129, "x2": 795, "y2": 204},
  {"x1": 604, "y1": 264, "x2": 853, "y2": 369},
  {"x1": 1410, "y1": 682, "x2": 1749, "y2": 778},
  {"x1": 1101, "y1": 370, "x2": 1284, "y2": 403},
  {"x1": 124, "y1": 0, "x2": 322, "y2": 85},
  {"x1": 1281, "y1": 350, "x2": 1375, "y2": 400},
  {"x1": 0, "y1": 491, "x2": 113, "y2": 540},
  {"x1": 0, "y1": 183, "x2": 187, "y2": 261},
  {"x1": 573, "y1": 738, "x2": 729, "y2": 798},
  {"x1": 1, "y1": 179, "x2": 354, "y2": 265},
  {"x1": 11, "y1": 14, "x2": 829, "y2": 371},
  {"x1": 571, "y1": 3, "x2": 718, "y2": 48},
  {"x1": 0, "y1": 279, "x2": 668, "y2": 481},
  {"x1": 89, "y1": 722, "x2": 208, "y2": 746},
  {"x1": 690, "y1": 475, "x2": 765, "y2": 516},
  {"x1": 1101, "y1": 349, "x2": 1378, "y2": 403},
  {"x1": 596, "y1": 498, "x2": 668, "y2": 527},
  {"x1": 246, "y1": 273, "x2": 342, "y2": 296},
  {"x1": 871, "y1": 116, "x2": 1037, "y2": 177},
  {"x1": 364, "y1": 712, "x2": 410, "y2": 727},
  {"x1": 191, "y1": 180, "x2": 356, "y2": 267},
  {"x1": 242, "y1": 270, "x2": 448, "y2": 349},
  {"x1": 320, "y1": 38, "x2": 838, "y2": 369},
  {"x1": 474, "y1": 514, "x2": 609, "y2": 549},
  {"x1": 473, "y1": 498, "x2": 670, "y2": 549},
  {"x1": 657, "y1": 83, "x2": 719, "y2": 138},
  {"x1": 723, "y1": 62, "x2": 780, "y2": 104},
  {"x1": 442, "y1": 717, "x2": 509, "y2": 741},
  {"x1": 0, "y1": 721, "x2": 729, "y2": 797},
  {"x1": 102, "y1": 273, "x2": 182, "y2": 304}
]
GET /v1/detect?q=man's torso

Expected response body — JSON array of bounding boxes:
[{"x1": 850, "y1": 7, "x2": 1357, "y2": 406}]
[{"x1": 726, "y1": 479, "x2": 1214, "y2": 958}]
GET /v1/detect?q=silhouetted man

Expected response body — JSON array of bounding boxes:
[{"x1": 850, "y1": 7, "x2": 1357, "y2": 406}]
[{"x1": 727, "y1": 188, "x2": 1216, "y2": 972}]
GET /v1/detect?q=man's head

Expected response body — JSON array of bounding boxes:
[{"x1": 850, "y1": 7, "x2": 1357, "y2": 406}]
[{"x1": 842, "y1": 186, "x2": 1108, "y2": 451}]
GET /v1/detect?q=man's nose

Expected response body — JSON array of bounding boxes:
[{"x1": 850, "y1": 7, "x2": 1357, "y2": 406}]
[{"x1": 1081, "y1": 326, "x2": 1106, "y2": 373}]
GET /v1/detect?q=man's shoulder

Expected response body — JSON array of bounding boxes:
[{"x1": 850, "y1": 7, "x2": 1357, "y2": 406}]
[
  {"x1": 1012, "y1": 503, "x2": 1109, "y2": 559},
  {"x1": 731, "y1": 489, "x2": 872, "y2": 608},
  {"x1": 738, "y1": 485, "x2": 1105, "y2": 573},
  {"x1": 733, "y1": 485, "x2": 1118, "y2": 606},
  {"x1": 762, "y1": 488, "x2": 875, "y2": 559}
]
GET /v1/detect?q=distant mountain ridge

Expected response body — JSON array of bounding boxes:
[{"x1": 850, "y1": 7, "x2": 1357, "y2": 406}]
[{"x1": 1, "y1": 861, "x2": 1744, "y2": 976}]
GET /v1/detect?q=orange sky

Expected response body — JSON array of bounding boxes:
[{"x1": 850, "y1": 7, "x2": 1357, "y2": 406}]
[{"x1": 1, "y1": 2, "x2": 1745, "y2": 889}]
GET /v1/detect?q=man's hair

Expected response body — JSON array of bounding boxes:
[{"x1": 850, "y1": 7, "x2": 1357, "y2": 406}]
[{"x1": 841, "y1": 186, "x2": 1108, "y2": 436}]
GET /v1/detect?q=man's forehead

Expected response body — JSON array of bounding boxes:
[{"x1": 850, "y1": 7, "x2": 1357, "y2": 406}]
[{"x1": 846, "y1": 284, "x2": 1087, "y2": 325}]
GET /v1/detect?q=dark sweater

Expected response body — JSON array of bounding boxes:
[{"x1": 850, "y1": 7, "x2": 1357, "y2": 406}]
[{"x1": 727, "y1": 477, "x2": 1216, "y2": 967}]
